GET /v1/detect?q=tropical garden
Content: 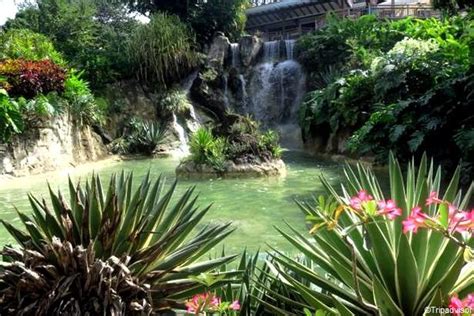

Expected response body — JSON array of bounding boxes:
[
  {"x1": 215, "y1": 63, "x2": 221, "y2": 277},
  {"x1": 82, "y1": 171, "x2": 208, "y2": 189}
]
[{"x1": 0, "y1": 0, "x2": 472, "y2": 315}]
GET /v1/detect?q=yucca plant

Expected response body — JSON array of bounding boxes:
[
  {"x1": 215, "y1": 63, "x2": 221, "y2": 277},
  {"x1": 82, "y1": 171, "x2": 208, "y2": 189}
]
[
  {"x1": 1, "y1": 172, "x2": 237, "y2": 312},
  {"x1": 259, "y1": 154, "x2": 473, "y2": 315}
]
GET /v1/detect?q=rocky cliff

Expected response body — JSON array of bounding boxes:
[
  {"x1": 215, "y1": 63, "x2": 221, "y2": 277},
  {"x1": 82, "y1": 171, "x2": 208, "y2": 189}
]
[{"x1": 0, "y1": 115, "x2": 107, "y2": 177}]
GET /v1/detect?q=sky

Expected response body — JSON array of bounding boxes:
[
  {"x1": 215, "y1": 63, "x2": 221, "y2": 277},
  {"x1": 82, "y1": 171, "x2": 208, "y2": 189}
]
[{"x1": 0, "y1": 0, "x2": 20, "y2": 25}]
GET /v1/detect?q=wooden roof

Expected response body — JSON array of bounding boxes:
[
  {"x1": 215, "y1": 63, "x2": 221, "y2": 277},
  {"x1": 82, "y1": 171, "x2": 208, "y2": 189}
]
[{"x1": 246, "y1": 0, "x2": 348, "y2": 30}]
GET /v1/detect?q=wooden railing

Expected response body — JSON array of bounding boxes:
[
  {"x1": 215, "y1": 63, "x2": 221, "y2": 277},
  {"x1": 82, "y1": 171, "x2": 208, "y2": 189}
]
[{"x1": 339, "y1": 4, "x2": 438, "y2": 19}]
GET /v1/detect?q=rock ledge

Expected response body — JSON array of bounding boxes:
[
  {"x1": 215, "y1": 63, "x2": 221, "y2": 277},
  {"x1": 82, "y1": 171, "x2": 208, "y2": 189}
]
[{"x1": 176, "y1": 159, "x2": 286, "y2": 179}]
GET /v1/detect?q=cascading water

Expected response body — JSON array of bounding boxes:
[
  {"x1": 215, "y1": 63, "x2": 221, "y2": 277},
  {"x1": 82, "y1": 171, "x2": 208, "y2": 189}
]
[
  {"x1": 263, "y1": 41, "x2": 280, "y2": 62},
  {"x1": 285, "y1": 39, "x2": 296, "y2": 60},
  {"x1": 168, "y1": 71, "x2": 201, "y2": 157},
  {"x1": 230, "y1": 43, "x2": 240, "y2": 68},
  {"x1": 245, "y1": 40, "x2": 306, "y2": 148},
  {"x1": 171, "y1": 113, "x2": 189, "y2": 156}
]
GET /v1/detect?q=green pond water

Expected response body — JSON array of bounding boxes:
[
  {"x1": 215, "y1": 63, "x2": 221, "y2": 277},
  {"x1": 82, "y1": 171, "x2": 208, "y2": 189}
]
[{"x1": 0, "y1": 151, "x2": 361, "y2": 254}]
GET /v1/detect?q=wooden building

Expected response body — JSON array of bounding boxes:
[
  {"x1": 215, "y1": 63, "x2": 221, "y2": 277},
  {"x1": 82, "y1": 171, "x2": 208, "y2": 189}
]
[{"x1": 246, "y1": 0, "x2": 436, "y2": 40}]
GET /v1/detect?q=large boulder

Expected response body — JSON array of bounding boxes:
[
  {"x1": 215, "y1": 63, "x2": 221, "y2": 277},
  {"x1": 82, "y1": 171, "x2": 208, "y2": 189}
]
[
  {"x1": 207, "y1": 33, "x2": 230, "y2": 70},
  {"x1": 239, "y1": 35, "x2": 263, "y2": 67}
]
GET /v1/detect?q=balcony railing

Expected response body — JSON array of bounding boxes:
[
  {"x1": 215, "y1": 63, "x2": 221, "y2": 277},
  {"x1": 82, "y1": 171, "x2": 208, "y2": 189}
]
[{"x1": 250, "y1": 0, "x2": 282, "y2": 7}]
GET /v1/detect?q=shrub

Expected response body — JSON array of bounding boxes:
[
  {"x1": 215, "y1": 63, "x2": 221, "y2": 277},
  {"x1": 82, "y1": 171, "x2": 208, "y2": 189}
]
[
  {"x1": 127, "y1": 119, "x2": 168, "y2": 155},
  {"x1": 1, "y1": 172, "x2": 237, "y2": 312},
  {"x1": 158, "y1": 89, "x2": 191, "y2": 116},
  {"x1": 189, "y1": 127, "x2": 227, "y2": 170},
  {"x1": 0, "y1": 28, "x2": 64, "y2": 65},
  {"x1": 4, "y1": 0, "x2": 139, "y2": 87},
  {"x1": 63, "y1": 72, "x2": 106, "y2": 125},
  {"x1": 0, "y1": 59, "x2": 66, "y2": 98},
  {"x1": 259, "y1": 154, "x2": 473, "y2": 314},
  {"x1": 127, "y1": 13, "x2": 197, "y2": 87},
  {"x1": 0, "y1": 89, "x2": 23, "y2": 142}
]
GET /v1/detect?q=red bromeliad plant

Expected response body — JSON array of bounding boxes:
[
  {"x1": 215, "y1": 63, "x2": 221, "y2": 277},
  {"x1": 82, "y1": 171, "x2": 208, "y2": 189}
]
[
  {"x1": 0, "y1": 59, "x2": 66, "y2": 98},
  {"x1": 259, "y1": 154, "x2": 473, "y2": 315}
]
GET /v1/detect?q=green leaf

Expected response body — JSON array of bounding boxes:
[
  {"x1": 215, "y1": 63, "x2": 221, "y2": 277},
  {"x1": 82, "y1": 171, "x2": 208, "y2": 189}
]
[{"x1": 438, "y1": 203, "x2": 449, "y2": 229}]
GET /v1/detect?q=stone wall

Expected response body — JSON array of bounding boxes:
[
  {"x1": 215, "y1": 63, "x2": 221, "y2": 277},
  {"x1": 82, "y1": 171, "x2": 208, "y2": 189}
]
[{"x1": 0, "y1": 115, "x2": 107, "y2": 177}]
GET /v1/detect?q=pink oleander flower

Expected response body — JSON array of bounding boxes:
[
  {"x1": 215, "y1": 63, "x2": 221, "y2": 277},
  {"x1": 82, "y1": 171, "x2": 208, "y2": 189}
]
[
  {"x1": 426, "y1": 191, "x2": 442, "y2": 206},
  {"x1": 449, "y1": 295, "x2": 464, "y2": 316},
  {"x1": 230, "y1": 300, "x2": 241, "y2": 311},
  {"x1": 449, "y1": 293, "x2": 474, "y2": 316},
  {"x1": 402, "y1": 207, "x2": 429, "y2": 233},
  {"x1": 448, "y1": 206, "x2": 474, "y2": 234},
  {"x1": 350, "y1": 190, "x2": 374, "y2": 210},
  {"x1": 377, "y1": 199, "x2": 402, "y2": 220},
  {"x1": 186, "y1": 293, "x2": 219, "y2": 314}
]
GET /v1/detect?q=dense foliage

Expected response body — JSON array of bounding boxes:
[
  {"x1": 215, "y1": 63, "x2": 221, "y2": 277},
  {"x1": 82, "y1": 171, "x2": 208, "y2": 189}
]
[
  {"x1": 4, "y1": 0, "x2": 139, "y2": 87},
  {"x1": 127, "y1": 13, "x2": 197, "y2": 87},
  {"x1": 117, "y1": 0, "x2": 249, "y2": 46},
  {"x1": 0, "y1": 29, "x2": 64, "y2": 65},
  {"x1": 0, "y1": 172, "x2": 237, "y2": 313},
  {"x1": 0, "y1": 29, "x2": 106, "y2": 142},
  {"x1": 189, "y1": 0, "x2": 249, "y2": 45},
  {"x1": 0, "y1": 59, "x2": 66, "y2": 98},
  {"x1": 298, "y1": 15, "x2": 474, "y2": 182},
  {"x1": 188, "y1": 115, "x2": 283, "y2": 171}
]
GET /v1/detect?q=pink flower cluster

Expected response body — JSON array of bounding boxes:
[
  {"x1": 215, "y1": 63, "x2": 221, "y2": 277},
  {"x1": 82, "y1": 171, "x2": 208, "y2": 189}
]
[
  {"x1": 185, "y1": 292, "x2": 240, "y2": 315},
  {"x1": 449, "y1": 293, "x2": 474, "y2": 316},
  {"x1": 348, "y1": 190, "x2": 473, "y2": 235},
  {"x1": 402, "y1": 192, "x2": 474, "y2": 234},
  {"x1": 349, "y1": 190, "x2": 402, "y2": 220}
]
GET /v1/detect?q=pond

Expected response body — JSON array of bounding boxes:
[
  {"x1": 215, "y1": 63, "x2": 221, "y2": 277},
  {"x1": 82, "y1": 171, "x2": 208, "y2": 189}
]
[{"x1": 0, "y1": 151, "x2": 354, "y2": 254}]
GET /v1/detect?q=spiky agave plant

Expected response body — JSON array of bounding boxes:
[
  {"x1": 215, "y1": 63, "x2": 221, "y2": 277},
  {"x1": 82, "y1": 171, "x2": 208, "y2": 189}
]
[
  {"x1": 0, "y1": 238, "x2": 152, "y2": 315},
  {"x1": 258, "y1": 154, "x2": 473, "y2": 315},
  {"x1": 0, "y1": 171, "x2": 237, "y2": 313}
]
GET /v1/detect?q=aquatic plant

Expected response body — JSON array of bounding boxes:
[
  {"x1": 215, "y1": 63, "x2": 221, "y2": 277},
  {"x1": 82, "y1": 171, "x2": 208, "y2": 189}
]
[
  {"x1": 0, "y1": 172, "x2": 237, "y2": 312},
  {"x1": 259, "y1": 154, "x2": 473, "y2": 314}
]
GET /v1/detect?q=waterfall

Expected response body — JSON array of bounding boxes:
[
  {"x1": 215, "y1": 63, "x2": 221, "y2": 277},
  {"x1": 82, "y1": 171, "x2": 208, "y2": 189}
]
[
  {"x1": 230, "y1": 43, "x2": 240, "y2": 68},
  {"x1": 166, "y1": 70, "x2": 200, "y2": 157},
  {"x1": 263, "y1": 41, "x2": 280, "y2": 63},
  {"x1": 171, "y1": 113, "x2": 190, "y2": 156},
  {"x1": 244, "y1": 41, "x2": 306, "y2": 149},
  {"x1": 239, "y1": 74, "x2": 248, "y2": 108},
  {"x1": 285, "y1": 39, "x2": 296, "y2": 60},
  {"x1": 223, "y1": 73, "x2": 230, "y2": 109},
  {"x1": 213, "y1": 38, "x2": 305, "y2": 149}
]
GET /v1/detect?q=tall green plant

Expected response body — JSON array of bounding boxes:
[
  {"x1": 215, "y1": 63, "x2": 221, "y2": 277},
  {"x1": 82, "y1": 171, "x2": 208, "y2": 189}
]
[
  {"x1": 0, "y1": 89, "x2": 24, "y2": 142},
  {"x1": 259, "y1": 154, "x2": 473, "y2": 315},
  {"x1": 127, "y1": 13, "x2": 197, "y2": 87},
  {"x1": 1, "y1": 172, "x2": 237, "y2": 310}
]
